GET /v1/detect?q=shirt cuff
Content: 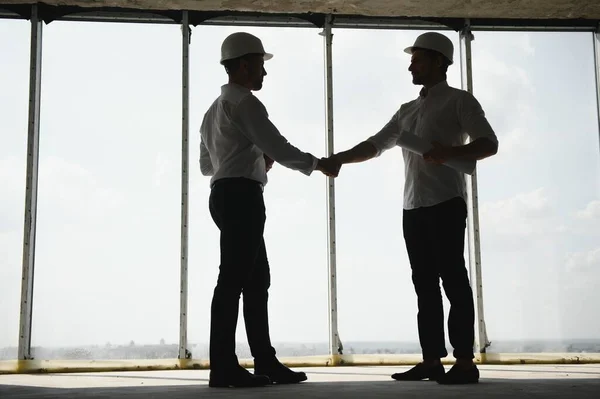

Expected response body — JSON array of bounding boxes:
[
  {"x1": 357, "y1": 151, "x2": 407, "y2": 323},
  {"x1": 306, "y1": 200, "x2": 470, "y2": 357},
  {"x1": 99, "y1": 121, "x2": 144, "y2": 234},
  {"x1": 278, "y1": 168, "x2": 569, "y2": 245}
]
[
  {"x1": 365, "y1": 138, "x2": 385, "y2": 158},
  {"x1": 307, "y1": 154, "x2": 319, "y2": 175}
]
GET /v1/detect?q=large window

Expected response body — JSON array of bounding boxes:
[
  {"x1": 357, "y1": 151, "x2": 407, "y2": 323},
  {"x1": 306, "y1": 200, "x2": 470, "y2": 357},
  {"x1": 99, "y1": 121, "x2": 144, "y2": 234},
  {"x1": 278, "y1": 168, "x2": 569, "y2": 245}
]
[
  {"x1": 30, "y1": 21, "x2": 181, "y2": 359},
  {"x1": 0, "y1": 20, "x2": 29, "y2": 360},
  {"x1": 187, "y1": 25, "x2": 330, "y2": 358},
  {"x1": 333, "y1": 29, "x2": 462, "y2": 354},
  {"x1": 473, "y1": 31, "x2": 600, "y2": 353},
  {"x1": 3, "y1": 16, "x2": 600, "y2": 364}
]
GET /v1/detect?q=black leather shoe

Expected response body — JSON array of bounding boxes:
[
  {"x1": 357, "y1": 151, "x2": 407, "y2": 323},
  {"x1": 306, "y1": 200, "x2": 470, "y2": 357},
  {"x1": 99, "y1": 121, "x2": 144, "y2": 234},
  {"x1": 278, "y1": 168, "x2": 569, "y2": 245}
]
[
  {"x1": 391, "y1": 362, "x2": 445, "y2": 381},
  {"x1": 254, "y1": 358, "x2": 307, "y2": 384},
  {"x1": 209, "y1": 365, "x2": 271, "y2": 388},
  {"x1": 437, "y1": 364, "x2": 479, "y2": 384}
]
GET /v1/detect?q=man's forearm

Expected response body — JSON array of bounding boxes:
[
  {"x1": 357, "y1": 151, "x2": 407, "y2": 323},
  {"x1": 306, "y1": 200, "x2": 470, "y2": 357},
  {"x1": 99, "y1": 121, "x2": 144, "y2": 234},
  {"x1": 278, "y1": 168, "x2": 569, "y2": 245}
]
[
  {"x1": 452, "y1": 137, "x2": 498, "y2": 161},
  {"x1": 336, "y1": 141, "x2": 378, "y2": 164}
]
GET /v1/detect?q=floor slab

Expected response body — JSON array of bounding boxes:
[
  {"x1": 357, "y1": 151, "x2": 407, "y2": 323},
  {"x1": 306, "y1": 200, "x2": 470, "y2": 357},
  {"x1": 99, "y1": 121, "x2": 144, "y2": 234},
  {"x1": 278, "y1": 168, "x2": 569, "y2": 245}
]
[{"x1": 1, "y1": 364, "x2": 599, "y2": 398}]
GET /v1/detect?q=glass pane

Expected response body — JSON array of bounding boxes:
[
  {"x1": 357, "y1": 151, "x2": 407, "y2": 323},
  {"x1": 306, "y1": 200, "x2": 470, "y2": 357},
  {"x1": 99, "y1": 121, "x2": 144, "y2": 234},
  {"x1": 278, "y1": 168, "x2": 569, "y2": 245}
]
[
  {"x1": 0, "y1": 19, "x2": 29, "y2": 360},
  {"x1": 474, "y1": 31, "x2": 600, "y2": 353},
  {"x1": 188, "y1": 25, "x2": 329, "y2": 359},
  {"x1": 31, "y1": 21, "x2": 181, "y2": 359},
  {"x1": 333, "y1": 29, "x2": 462, "y2": 354}
]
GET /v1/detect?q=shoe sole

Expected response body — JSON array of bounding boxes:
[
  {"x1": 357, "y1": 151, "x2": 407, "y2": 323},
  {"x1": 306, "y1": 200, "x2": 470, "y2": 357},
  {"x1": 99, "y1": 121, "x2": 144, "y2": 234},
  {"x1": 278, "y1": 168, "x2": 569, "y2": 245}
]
[
  {"x1": 437, "y1": 380, "x2": 479, "y2": 385},
  {"x1": 209, "y1": 377, "x2": 271, "y2": 388},
  {"x1": 392, "y1": 374, "x2": 445, "y2": 381},
  {"x1": 254, "y1": 371, "x2": 307, "y2": 385},
  {"x1": 209, "y1": 382, "x2": 270, "y2": 388},
  {"x1": 270, "y1": 376, "x2": 308, "y2": 384}
]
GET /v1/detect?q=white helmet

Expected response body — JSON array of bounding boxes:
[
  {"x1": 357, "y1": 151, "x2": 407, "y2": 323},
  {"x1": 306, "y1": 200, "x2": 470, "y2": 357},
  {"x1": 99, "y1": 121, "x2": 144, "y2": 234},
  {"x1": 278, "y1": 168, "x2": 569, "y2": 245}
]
[
  {"x1": 220, "y1": 32, "x2": 273, "y2": 64},
  {"x1": 404, "y1": 32, "x2": 454, "y2": 65}
]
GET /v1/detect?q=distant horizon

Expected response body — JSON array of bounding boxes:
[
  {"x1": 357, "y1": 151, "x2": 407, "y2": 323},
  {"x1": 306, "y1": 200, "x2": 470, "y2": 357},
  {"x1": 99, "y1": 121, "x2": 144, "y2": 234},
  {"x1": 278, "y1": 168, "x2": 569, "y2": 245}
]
[{"x1": 2, "y1": 338, "x2": 600, "y2": 361}]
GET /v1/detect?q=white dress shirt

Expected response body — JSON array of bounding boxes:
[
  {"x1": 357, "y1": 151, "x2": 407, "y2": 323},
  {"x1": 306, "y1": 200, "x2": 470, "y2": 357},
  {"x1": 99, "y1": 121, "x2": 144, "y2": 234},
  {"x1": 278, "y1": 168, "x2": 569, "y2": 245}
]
[
  {"x1": 199, "y1": 83, "x2": 318, "y2": 187},
  {"x1": 367, "y1": 81, "x2": 498, "y2": 210}
]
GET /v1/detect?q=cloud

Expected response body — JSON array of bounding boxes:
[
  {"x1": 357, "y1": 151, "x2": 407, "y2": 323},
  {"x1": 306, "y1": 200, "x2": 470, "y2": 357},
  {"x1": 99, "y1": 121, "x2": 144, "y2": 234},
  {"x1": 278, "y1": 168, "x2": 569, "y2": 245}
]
[
  {"x1": 576, "y1": 200, "x2": 600, "y2": 220},
  {"x1": 477, "y1": 188, "x2": 580, "y2": 256},
  {"x1": 475, "y1": 48, "x2": 534, "y2": 93},
  {"x1": 496, "y1": 127, "x2": 533, "y2": 157},
  {"x1": 471, "y1": 35, "x2": 538, "y2": 147},
  {"x1": 0, "y1": 156, "x2": 26, "y2": 233},
  {"x1": 481, "y1": 187, "x2": 550, "y2": 229},
  {"x1": 0, "y1": 230, "x2": 21, "y2": 348},
  {"x1": 520, "y1": 33, "x2": 536, "y2": 56},
  {"x1": 38, "y1": 156, "x2": 124, "y2": 222},
  {"x1": 152, "y1": 152, "x2": 170, "y2": 188},
  {"x1": 565, "y1": 247, "x2": 600, "y2": 272},
  {"x1": 480, "y1": 190, "x2": 600, "y2": 277}
]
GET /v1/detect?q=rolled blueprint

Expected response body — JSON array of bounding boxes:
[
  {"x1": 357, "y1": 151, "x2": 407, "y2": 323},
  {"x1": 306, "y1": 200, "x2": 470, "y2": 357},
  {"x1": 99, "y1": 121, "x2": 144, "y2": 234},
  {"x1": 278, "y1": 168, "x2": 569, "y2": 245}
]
[{"x1": 397, "y1": 131, "x2": 476, "y2": 175}]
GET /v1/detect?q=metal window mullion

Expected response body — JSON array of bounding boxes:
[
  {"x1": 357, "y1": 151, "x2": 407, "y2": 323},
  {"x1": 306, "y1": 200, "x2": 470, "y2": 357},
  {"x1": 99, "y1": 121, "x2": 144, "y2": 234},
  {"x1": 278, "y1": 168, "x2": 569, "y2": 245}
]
[
  {"x1": 459, "y1": 20, "x2": 490, "y2": 357},
  {"x1": 322, "y1": 15, "x2": 342, "y2": 358},
  {"x1": 18, "y1": 4, "x2": 43, "y2": 361},
  {"x1": 179, "y1": 10, "x2": 190, "y2": 361},
  {"x1": 594, "y1": 27, "x2": 600, "y2": 156}
]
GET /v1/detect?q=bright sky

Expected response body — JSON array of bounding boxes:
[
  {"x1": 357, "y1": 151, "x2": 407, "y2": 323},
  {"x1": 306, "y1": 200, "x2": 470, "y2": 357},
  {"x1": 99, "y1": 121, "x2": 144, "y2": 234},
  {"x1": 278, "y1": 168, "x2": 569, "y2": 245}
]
[{"x1": 1, "y1": 19, "x2": 599, "y2": 355}]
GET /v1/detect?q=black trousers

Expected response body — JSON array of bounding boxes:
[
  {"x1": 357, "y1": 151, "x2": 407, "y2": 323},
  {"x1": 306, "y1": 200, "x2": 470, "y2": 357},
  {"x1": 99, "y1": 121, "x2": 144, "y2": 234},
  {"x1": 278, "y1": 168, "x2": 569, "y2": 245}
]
[
  {"x1": 208, "y1": 177, "x2": 276, "y2": 371},
  {"x1": 402, "y1": 196, "x2": 475, "y2": 360}
]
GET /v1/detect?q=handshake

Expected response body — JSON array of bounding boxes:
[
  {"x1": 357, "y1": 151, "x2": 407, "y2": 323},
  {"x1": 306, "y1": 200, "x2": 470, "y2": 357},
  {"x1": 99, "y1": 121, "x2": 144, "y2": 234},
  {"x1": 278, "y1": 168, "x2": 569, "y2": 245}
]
[
  {"x1": 316, "y1": 154, "x2": 342, "y2": 177},
  {"x1": 263, "y1": 153, "x2": 343, "y2": 177}
]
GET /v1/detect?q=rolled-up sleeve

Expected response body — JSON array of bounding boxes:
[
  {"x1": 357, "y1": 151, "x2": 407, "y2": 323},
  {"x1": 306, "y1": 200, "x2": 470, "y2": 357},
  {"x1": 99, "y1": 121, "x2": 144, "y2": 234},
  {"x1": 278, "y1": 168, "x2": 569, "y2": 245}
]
[
  {"x1": 458, "y1": 92, "x2": 498, "y2": 146},
  {"x1": 234, "y1": 95, "x2": 318, "y2": 176},
  {"x1": 366, "y1": 109, "x2": 402, "y2": 157},
  {"x1": 199, "y1": 138, "x2": 214, "y2": 176}
]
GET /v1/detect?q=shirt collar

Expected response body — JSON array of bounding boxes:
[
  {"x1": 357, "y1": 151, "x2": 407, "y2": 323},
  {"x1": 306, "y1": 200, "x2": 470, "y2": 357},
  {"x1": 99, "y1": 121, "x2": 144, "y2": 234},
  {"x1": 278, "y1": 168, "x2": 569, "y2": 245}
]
[
  {"x1": 222, "y1": 82, "x2": 251, "y2": 94},
  {"x1": 419, "y1": 80, "x2": 449, "y2": 98}
]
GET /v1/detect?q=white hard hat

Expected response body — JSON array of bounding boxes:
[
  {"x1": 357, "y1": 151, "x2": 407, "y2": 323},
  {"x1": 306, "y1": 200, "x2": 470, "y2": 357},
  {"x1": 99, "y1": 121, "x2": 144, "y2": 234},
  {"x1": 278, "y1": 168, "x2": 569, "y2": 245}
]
[
  {"x1": 220, "y1": 32, "x2": 273, "y2": 64},
  {"x1": 404, "y1": 32, "x2": 454, "y2": 65}
]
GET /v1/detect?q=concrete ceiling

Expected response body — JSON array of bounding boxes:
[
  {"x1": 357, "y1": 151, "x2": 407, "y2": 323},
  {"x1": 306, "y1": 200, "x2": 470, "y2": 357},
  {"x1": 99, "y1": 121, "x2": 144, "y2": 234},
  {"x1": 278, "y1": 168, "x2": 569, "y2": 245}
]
[{"x1": 1, "y1": 0, "x2": 600, "y2": 20}]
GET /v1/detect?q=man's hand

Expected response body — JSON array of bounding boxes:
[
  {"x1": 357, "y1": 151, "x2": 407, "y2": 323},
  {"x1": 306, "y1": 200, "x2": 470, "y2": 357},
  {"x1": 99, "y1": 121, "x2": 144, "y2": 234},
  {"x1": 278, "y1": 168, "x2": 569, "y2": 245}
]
[
  {"x1": 264, "y1": 154, "x2": 274, "y2": 172},
  {"x1": 317, "y1": 156, "x2": 342, "y2": 177},
  {"x1": 423, "y1": 141, "x2": 455, "y2": 164}
]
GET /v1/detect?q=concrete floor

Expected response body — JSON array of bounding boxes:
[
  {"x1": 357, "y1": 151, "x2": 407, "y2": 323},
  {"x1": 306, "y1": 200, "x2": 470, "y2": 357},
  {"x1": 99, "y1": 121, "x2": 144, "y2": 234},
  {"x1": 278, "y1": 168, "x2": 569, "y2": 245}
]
[{"x1": 1, "y1": 364, "x2": 599, "y2": 398}]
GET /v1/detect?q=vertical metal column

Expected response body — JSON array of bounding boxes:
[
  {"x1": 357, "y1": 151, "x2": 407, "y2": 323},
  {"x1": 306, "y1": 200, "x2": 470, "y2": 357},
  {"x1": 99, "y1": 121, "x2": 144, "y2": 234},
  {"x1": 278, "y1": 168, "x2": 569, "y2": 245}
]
[
  {"x1": 18, "y1": 4, "x2": 43, "y2": 361},
  {"x1": 179, "y1": 10, "x2": 191, "y2": 361},
  {"x1": 459, "y1": 20, "x2": 490, "y2": 357},
  {"x1": 322, "y1": 15, "x2": 342, "y2": 358},
  {"x1": 594, "y1": 26, "x2": 600, "y2": 152}
]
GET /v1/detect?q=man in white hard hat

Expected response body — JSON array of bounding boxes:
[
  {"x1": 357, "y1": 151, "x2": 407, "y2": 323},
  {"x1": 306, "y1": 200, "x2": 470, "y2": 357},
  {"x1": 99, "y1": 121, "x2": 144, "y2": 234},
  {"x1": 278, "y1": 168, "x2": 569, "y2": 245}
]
[
  {"x1": 327, "y1": 32, "x2": 498, "y2": 384},
  {"x1": 199, "y1": 32, "x2": 341, "y2": 388}
]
